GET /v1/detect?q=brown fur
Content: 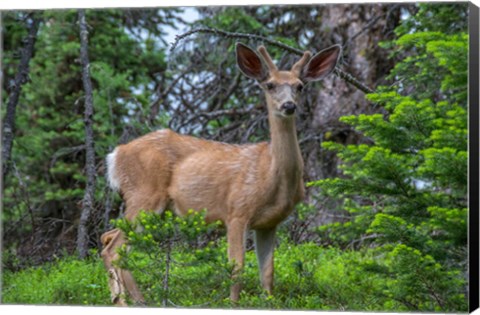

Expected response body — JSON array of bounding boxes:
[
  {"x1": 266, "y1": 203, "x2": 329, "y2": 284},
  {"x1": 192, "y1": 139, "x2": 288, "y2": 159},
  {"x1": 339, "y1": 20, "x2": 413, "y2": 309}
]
[{"x1": 100, "y1": 43, "x2": 341, "y2": 305}]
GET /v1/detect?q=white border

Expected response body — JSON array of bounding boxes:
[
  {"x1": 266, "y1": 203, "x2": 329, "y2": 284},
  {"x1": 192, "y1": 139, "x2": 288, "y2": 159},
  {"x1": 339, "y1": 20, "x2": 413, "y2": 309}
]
[
  {"x1": 1, "y1": 1, "x2": 478, "y2": 315},
  {"x1": 0, "y1": 0, "x2": 471, "y2": 10}
]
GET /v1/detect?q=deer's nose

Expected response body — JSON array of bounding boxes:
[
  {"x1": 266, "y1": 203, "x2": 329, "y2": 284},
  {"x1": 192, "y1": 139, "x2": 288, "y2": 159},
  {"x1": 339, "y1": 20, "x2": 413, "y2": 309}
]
[{"x1": 281, "y1": 102, "x2": 297, "y2": 115}]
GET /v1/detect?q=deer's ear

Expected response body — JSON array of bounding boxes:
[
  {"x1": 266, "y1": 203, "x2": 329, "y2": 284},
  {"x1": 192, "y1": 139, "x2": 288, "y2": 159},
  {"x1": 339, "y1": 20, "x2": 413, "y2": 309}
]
[
  {"x1": 236, "y1": 43, "x2": 268, "y2": 81},
  {"x1": 302, "y1": 44, "x2": 341, "y2": 82}
]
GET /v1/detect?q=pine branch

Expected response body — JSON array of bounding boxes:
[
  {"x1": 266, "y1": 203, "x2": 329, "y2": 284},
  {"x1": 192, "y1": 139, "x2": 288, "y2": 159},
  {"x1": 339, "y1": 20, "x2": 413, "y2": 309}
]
[{"x1": 170, "y1": 27, "x2": 374, "y2": 94}]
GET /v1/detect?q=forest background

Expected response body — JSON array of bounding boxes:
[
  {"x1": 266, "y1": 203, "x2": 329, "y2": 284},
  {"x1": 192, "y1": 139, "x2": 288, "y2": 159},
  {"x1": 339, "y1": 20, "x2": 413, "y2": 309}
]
[{"x1": 1, "y1": 2, "x2": 472, "y2": 312}]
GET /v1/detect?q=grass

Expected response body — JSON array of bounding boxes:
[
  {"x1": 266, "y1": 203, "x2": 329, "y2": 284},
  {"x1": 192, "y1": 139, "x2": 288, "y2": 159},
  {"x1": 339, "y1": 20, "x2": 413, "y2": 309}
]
[
  {"x1": 2, "y1": 242, "x2": 398, "y2": 311},
  {"x1": 2, "y1": 254, "x2": 110, "y2": 306},
  {"x1": 3, "y1": 208, "x2": 466, "y2": 314}
]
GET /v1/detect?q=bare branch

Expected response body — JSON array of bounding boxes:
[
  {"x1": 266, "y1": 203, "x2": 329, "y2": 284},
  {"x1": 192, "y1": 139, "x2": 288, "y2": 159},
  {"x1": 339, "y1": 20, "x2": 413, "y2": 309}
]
[
  {"x1": 170, "y1": 27, "x2": 303, "y2": 55},
  {"x1": 170, "y1": 27, "x2": 374, "y2": 94},
  {"x1": 334, "y1": 68, "x2": 374, "y2": 94},
  {"x1": 148, "y1": 63, "x2": 197, "y2": 124}
]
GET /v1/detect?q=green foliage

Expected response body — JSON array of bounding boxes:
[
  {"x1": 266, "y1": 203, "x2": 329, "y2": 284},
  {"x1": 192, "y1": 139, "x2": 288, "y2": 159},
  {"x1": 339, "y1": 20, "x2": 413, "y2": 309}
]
[
  {"x1": 111, "y1": 211, "x2": 402, "y2": 310},
  {"x1": 2, "y1": 254, "x2": 110, "y2": 305},
  {"x1": 201, "y1": 8, "x2": 264, "y2": 34},
  {"x1": 2, "y1": 8, "x2": 178, "y2": 260},
  {"x1": 394, "y1": 3, "x2": 468, "y2": 37},
  {"x1": 1, "y1": 204, "x2": 467, "y2": 311},
  {"x1": 114, "y1": 210, "x2": 232, "y2": 306},
  {"x1": 7, "y1": 237, "x2": 463, "y2": 311},
  {"x1": 308, "y1": 4, "x2": 468, "y2": 312},
  {"x1": 384, "y1": 244, "x2": 466, "y2": 311}
]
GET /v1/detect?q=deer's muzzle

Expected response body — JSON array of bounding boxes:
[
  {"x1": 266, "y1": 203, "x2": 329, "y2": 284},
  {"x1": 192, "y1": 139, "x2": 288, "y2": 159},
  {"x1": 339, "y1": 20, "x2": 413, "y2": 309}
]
[{"x1": 280, "y1": 102, "x2": 297, "y2": 116}]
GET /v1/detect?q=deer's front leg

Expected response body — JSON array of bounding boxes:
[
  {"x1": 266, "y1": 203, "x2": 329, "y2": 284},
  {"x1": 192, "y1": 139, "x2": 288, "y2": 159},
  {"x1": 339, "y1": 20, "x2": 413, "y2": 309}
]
[
  {"x1": 254, "y1": 227, "x2": 276, "y2": 296},
  {"x1": 101, "y1": 228, "x2": 145, "y2": 306},
  {"x1": 226, "y1": 218, "x2": 248, "y2": 302}
]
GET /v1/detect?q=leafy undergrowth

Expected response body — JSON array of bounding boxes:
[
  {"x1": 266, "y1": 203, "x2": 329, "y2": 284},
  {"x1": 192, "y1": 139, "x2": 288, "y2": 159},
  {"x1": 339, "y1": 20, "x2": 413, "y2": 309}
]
[
  {"x1": 2, "y1": 211, "x2": 466, "y2": 312},
  {"x1": 2, "y1": 244, "x2": 370, "y2": 309},
  {"x1": 0, "y1": 242, "x2": 429, "y2": 311},
  {"x1": 2, "y1": 254, "x2": 110, "y2": 305}
]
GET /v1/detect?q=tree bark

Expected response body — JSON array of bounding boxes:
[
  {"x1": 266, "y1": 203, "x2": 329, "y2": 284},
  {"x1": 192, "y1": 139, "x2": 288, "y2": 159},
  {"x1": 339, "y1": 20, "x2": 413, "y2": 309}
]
[
  {"x1": 304, "y1": 4, "x2": 403, "y2": 181},
  {"x1": 2, "y1": 13, "x2": 41, "y2": 178},
  {"x1": 77, "y1": 9, "x2": 97, "y2": 259}
]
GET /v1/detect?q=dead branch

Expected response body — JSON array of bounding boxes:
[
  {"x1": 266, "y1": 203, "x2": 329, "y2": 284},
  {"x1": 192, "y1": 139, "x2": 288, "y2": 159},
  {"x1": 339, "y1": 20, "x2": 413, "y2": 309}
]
[
  {"x1": 170, "y1": 27, "x2": 374, "y2": 94},
  {"x1": 77, "y1": 9, "x2": 97, "y2": 259}
]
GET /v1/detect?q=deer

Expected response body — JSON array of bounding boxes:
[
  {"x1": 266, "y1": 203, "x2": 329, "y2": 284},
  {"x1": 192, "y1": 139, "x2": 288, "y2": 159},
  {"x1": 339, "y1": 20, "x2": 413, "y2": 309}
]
[{"x1": 100, "y1": 42, "x2": 341, "y2": 306}]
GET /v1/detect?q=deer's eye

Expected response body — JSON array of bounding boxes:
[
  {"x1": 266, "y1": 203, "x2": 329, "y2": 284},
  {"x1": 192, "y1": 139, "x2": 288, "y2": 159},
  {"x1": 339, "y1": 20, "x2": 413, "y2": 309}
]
[
  {"x1": 296, "y1": 84, "x2": 304, "y2": 93},
  {"x1": 265, "y1": 82, "x2": 275, "y2": 90}
]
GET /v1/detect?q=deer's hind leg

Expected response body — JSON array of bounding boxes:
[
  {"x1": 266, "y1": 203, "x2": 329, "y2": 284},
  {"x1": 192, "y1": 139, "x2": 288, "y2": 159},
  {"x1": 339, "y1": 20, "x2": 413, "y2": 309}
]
[{"x1": 101, "y1": 192, "x2": 169, "y2": 306}]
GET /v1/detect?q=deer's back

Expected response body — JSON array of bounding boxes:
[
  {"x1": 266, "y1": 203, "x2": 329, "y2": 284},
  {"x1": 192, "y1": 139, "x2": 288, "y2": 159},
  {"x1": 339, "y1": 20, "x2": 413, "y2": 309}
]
[{"x1": 108, "y1": 129, "x2": 221, "y2": 198}]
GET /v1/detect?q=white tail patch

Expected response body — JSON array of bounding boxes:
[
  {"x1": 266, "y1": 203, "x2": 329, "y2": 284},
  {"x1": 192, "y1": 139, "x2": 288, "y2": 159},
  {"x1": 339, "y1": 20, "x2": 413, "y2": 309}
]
[{"x1": 106, "y1": 148, "x2": 121, "y2": 191}]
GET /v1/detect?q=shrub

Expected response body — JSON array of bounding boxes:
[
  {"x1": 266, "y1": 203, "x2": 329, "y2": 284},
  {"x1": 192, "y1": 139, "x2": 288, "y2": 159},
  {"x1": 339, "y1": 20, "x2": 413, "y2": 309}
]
[
  {"x1": 2, "y1": 254, "x2": 110, "y2": 305},
  {"x1": 114, "y1": 210, "x2": 234, "y2": 307},
  {"x1": 308, "y1": 7, "x2": 468, "y2": 313}
]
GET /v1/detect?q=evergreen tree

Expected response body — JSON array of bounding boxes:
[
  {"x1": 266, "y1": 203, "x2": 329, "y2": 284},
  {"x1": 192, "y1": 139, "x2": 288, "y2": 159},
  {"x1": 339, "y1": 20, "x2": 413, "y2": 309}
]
[
  {"x1": 2, "y1": 8, "x2": 181, "y2": 264},
  {"x1": 309, "y1": 3, "x2": 468, "y2": 312}
]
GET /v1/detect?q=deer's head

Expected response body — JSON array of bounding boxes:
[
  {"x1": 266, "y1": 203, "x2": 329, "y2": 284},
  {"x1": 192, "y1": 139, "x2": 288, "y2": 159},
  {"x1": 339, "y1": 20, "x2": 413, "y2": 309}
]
[{"x1": 236, "y1": 43, "x2": 341, "y2": 118}]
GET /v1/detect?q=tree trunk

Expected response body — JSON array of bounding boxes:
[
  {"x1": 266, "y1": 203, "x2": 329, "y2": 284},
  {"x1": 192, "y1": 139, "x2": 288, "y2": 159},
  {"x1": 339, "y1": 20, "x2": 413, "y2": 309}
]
[
  {"x1": 77, "y1": 9, "x2": 97, "y2": 259},
  {"x1": 304, "y1": 3, "x2": 403, "y2": 181},
  {"x1": 297, "y1": 4, "x2": 405, "y2": 225},
  {"x1": 2, "y1": 13, "x2": 41, "y2": 178}
]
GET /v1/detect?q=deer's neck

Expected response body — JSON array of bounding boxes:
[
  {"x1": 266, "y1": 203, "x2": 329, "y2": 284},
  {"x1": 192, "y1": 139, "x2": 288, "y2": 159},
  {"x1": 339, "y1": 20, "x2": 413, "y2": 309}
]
[{"x1": 267, "y1": 111, "x2": 304, "y2": 179}]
